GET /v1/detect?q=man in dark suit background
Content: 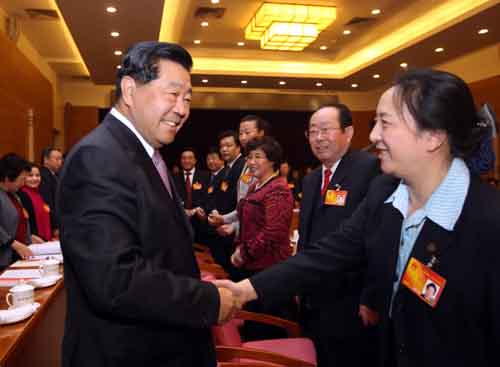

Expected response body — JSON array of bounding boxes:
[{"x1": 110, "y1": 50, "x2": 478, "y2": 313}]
[
  {"x1": 39, "y1": 146, "x2": 63, "y2": 237},
  {"x1": 207, "y1": 130, "x2": 245, "y2": 276},
  {"x1": 57, "y1": 41, "x2": 238, "y2": 367},
  {"x1": 298, "y1": 104, "x2": 380, "y2": 367},
  {"x1": 174, "y1": 147, "x2": 210, "y2": 243}
]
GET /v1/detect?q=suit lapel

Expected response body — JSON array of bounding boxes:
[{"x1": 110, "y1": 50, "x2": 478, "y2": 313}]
[
  {"x1": 104, "y1": 115, "x2": 193, "y2": 239},
  {"x1": 328, "y1": 151, "x2": 352, "y2": 190}
]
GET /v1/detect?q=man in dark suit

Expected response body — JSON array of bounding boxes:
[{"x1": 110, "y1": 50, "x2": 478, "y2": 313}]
[
  {"x1": 298, "y1": 104, "x2": 380, "y2": 367},
  {"x1": 39, "y1": 146, "x2": 63, "y2": 237},
  {"x1": 207, "y1": 130, "x2": 245, "y2": 276},
  {"x1": 57, "y1": 41, "x2": 238, "y2": 367},
  {"x1": 174, "y1": 147, "x2": 210, "y2": 243}
]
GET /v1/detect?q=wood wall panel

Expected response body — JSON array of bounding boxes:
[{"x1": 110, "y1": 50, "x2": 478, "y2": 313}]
[
  {"x1": 64, "y1": 104, "x2": 98, "y2": 152},
  {"x1": 350, "y1": 110, "x2": 375, "y2": 150},
  {"x1": 0, "y1": 89, "x2": 29, "y2": 157},
  {"x1": 0, "y1": 31, "x2": 53, "y2": 162}
]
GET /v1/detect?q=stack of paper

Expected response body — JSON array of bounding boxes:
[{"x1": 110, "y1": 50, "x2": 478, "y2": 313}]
[
  {"x1": 0, "y1": 269, "x2": 42, "y2": 287},
  {"x1": 29, "y1": 241, "x2": 61, "y2": 256}
]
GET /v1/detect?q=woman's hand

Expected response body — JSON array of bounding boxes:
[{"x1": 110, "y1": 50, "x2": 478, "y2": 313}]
[
  {"x1": 31, "y1": 234, "x2": 44, "y2": 244},
  {"x1": 11, "y1": 241, "x2": 34, "y2": 260},
  {"x1": 231, "y1": 247, "x2": 244, "y2": 268}
]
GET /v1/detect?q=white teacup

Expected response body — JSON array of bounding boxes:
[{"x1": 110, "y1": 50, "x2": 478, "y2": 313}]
[
  {"x1": 6, "y1": 282, "x2": 35, "y2": 308},
  {"x1": 38, "y1": 259, "x2": 60, "y2": 278}
]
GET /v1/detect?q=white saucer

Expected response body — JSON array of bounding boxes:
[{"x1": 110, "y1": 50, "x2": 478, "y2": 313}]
[
  {"x1": 29, "y1": 274, "x2": 62, "y2": 289},
  {"x1": 0, "y1": 302, "x2": 40, "y2": 325}
]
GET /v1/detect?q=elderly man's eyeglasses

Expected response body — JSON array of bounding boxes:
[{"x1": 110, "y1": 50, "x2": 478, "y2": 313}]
[{"x1": 305, "y1": 127, "x2": 343, "y2": 138}]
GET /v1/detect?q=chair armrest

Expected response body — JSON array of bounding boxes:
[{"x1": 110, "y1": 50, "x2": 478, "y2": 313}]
[
  {"x1": 235, "y1": 310, "x2": 301, "y2": 337},
  {"x1": 216, "y1": 346, "x2": 315, "y2": 367}
]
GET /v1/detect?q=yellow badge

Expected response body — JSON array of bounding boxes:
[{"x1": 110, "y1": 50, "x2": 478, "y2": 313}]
[
  {"x1": 43, "y1": 204, "x2": 51, "y2": 213},
  {"x1": 220, "y1": 181, "x2": 229, "y2": 192},
  {"x1": 22, "y1": 208, "x2": 29, "y2": 219},
  {"x1": 208, "y1": 186, "x2": 214, "y2": 194},
  {"x1": 241, "y1": 173, "x2": 252, "y2": 184},
  {"x1": 324, "y1": 189, "x2": 348, "y2": 206},
  {"x1": 401, "y1": 257, "x2": 447, "y2": 308},
  {"x1": 193, "y1": 182, "x2": 202, "y2": 190},
  {"x1": 288, "y1": 183, "x2": 295, "y2": 189}
]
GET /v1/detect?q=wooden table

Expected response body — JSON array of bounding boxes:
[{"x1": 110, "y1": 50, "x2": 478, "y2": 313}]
[{"x1": 0, "y1": 268, "x2": 65, "y2": 367}]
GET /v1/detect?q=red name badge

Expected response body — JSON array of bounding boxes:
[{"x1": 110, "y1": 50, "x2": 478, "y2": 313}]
[
  {"x1": 401, "y1": 257, "x2": 447, "y2": 308},
  {"x1": 208, "y1": 186, "x2": 214, "y2": 194},
  {"x1": 324, "y1": 189, "x2": 348, "y2": 206},
  {"x1": 193, "y1": 182, "x2": 202, "y2": 190}
]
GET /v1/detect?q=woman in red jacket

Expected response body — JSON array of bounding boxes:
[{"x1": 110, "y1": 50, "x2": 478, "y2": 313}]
[
  {"x1": 231, "y1": 137, "x2": 293, "y2": 275},
  {"x1": 230, "y1": 137, "x2": 294, "y2": 340}
]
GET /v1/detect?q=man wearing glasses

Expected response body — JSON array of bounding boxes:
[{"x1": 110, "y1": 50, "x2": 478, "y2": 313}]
[{"x1": 298, "y1": 104, "x2": 380, "y2": 367}]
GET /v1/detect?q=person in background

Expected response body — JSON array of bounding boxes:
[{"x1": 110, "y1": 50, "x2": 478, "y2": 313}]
[
  {"x1": 217, "y1": 68, "x2": 500, "y2": 367},
  {"x1": 174, "y1": 147, "x2": 209, "y2": 243},
  {"x1": 295, "y1": 103, "x2": 380, "y2": 367},
  {"x1": 207, "y1": 130, "x2": 245, "y2": 276},
  {"x1": 39, "y1": 146, "x2": 63, "y2": 238},
  {"x1": 209, "y1": 115, "x2": 270, "y2": 238},
  {"x1": 18, "y1": 163, "x2": 53, "y2": 241},
  {"x1": 0, "y1": 153, "x2": 35, "y2": 267},
  {"x1": 279, "y1": 161, "x2": 301, "y2": 204},
  {"x1": 230, "y1": 137, "x2": 293, "y2": 339}
]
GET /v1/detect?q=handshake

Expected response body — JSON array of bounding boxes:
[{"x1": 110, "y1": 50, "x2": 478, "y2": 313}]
[{"x1": 214, "y1": 279, "x2": 258, "y2": 324}]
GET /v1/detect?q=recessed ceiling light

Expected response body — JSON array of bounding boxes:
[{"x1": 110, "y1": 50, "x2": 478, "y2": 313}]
[
  {"x1": 193, "y1": 40, "x2": 201, "y2": 44},
  {"x1": 371, "y1": 9, "x2": 381, "y2": 15},
  {"x1": 201, "y1": 79, "x2": 208, "y2": 83},
  {"x1": 106, "y1": 6, "x2": 117, "y2": 13},
  {"x1": 116, "y1": 65, "x2": 122, "y2": 69},
  {"x1": 237, "y1": 42, "x2": 245, "y2": 46},
  {"x1": 373, "y1": 74, "x2": 380, "y2": 79},
  {"x1": 315, "y1": 82, "x2": 323, "y2": 87},
  {"x1": 279, "y1": 81, "x2": 286, "y2": 85},
  {"x1": 319, "y1": 45, "x2": 328, "y2": 50},
  {"x1": 114, "y1": 50, "x2": 122, "y2": 56},
  {"x1": 201, "y1": 21, "x2": 209, "y2": 27},
  {"x1": 241, "y1": 80, "x2": 248, "y2": 84},
  {"x1": 343, "y1": 29, "x2": 351, "y2": 35},
  {"x1": 400, "y1": 62, "x2": 408, "y2": 68},
  {"x1": 211, "y1": 0, "x2": 220, "y2": 3},
  {"x1": 110, "y1": 31, "x2": 120, "y2": 38},
  {"x1": 435, "y1": 47, "x2": 444, "y2": 53},
  {"x1": 351, "y1": 83, "x2": 359, "y2": 88},
  {"x1": 478, "y1": 28, "x2": 489, "y2": 34}
]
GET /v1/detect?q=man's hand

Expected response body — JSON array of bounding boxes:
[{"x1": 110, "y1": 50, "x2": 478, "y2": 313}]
[
  {"x1": 231, "y1": 247, "x2": 244, "y2": 268},
  {"x1": 31, "y1": 234, "x2": 44, "y2": 244},
  {"x1": 214, "y1": 279, "x2": 258, "y2": 308},
  {"x1": 194, "y1": 207, "x2": 207, "y2": 220},
  {"x1": 185, "y1": 209, "x2": 195, "y2": 218},
  {"x1": 208, "y1": 210, "x2": 224, "y2": 227},
  {"x1": 11, "y1": 241, "x2": 34, "y2": 260},
  {"x1": 217, "y1": 224, "x2": 234, "y2": 237},
  {"x1": 217, "y1": 287, "x2": 241, "y2": 324},
  {"x1": 359, "y1": 304, "x2": 379, "y2": 327}
]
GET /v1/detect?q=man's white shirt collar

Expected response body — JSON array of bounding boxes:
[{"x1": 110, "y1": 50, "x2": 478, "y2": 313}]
[{"x1": 110, "y1": 108, "x2": 155, "y2": 158}]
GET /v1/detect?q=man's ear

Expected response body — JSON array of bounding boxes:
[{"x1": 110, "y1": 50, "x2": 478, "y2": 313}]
[
  {"x1": 345, "y1": 125, "x2": 354, "y2": 144},
  {"x1": 120, "y1": 76, "x2": 136, "y2": 107}
]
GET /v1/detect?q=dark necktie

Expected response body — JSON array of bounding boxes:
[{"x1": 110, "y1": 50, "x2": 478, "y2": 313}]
[
  {"x1": 321, "y1": 168, "x2": 332, "y2": 197},
  {"x1": 152, "y1": 150, "x2": 172, "y2": 198},
  {"x1": 185, "y1": 171, "x2": 193, "y2": 209}
]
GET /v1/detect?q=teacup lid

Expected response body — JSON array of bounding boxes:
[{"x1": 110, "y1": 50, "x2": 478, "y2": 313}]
[{"x1": 11, "y1": 282, "x2": 34, "y2": 292}]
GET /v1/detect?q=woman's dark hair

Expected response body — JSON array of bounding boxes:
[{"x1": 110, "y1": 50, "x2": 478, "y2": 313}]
[
  {"x1": 392, "y1": 69, "x2": 483, "y2": 158},
  {"x1": 246, "y1": 136, "x2": 283, "y2": 171},
  {"x1": 0, "y1": 153, "x2": 30, "y2": 182},
  {"x1": 115, "y1": 41, "x2": 193, "y2": 100}
]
